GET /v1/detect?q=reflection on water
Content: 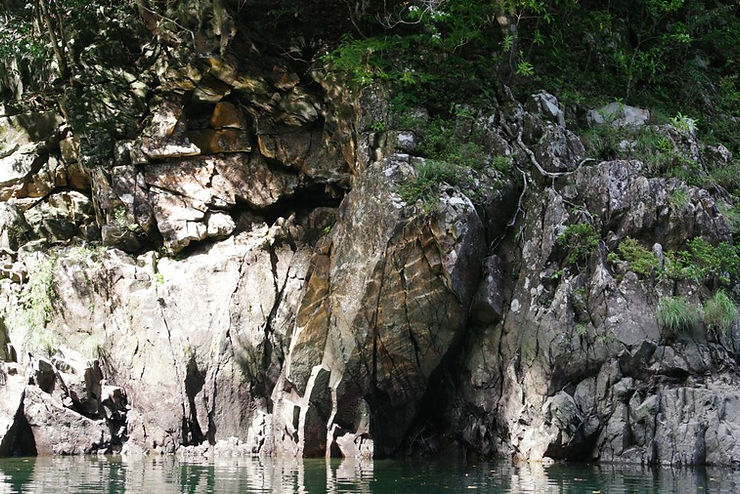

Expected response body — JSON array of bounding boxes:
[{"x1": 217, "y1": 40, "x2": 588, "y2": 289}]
[{"x1": 0, "y1": 455, "x2": 738, "y2": 493}]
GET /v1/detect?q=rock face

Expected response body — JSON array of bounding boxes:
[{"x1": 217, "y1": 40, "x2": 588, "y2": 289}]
[
  {"x1": 272, "y1": 154, "x2": 485, "y2": 458},
  {"x1": 1, "y1": 1, "x2": 740, "y2": 467}
]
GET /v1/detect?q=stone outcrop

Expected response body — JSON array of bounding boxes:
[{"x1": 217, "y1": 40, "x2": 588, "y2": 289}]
[{"x1": 272, "y1": 154, "x2": 486, "y2": 458}]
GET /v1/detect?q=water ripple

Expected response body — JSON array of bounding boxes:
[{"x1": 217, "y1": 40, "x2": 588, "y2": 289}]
[{"x1": 0, "y1": 456, "x2": 737, "y2": 493}]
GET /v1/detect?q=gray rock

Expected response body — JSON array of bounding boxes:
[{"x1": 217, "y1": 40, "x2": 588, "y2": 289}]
[
  {"x1": 587, "y1": 102, "x2": 650, "y2": 127},
  {"x1": 0, "y1": 204, "x2": 33, "y2": 252},
  {"x1": 527, "y1": 91, "x2": 565, "y2": 127},
  {"x1": 0, "y1": 365, "x2": 26, "y2": 456},
  {"x1": 272, "y1": 154, "x2": 485, "y2": 457},
  {"x1": 24, "y1": 386, "x2": 114, "y2": 455}
]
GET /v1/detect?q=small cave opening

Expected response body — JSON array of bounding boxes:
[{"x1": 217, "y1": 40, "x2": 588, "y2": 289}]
[
  {"x1": 258, "y1": 182, "x2": 346, "y2": 227},
  {"x1": 182, "y1": 355, "x2": 206, "y2": 446},
  {"x1": 9, "y1": 410, "x2": 37, "y2": 458}
]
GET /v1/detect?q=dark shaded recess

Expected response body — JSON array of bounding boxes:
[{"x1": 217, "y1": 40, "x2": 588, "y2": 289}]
[
  {"x1": 259, "y1": 182, "x2": 345, "y2": 227},
  {"x1": 10, "y1": 409, "x2": 37, "y2": 458},
  {"x1": 183, "y1": 355, "x2": 206, "y2": 446},
  {"x1": 184, "y1": 100, "x2": 219, "y2": 130},
  {"x1": 476, "y1": 179, "x2": 523, "y2": 246},
  {"x1": 365, "y1": 389, "x2": 412, "y2": 458},
  {"x1": 395, "y1": 356, "x2": 470, "y2": 458},
  {"x1": 173, "y1": 181, "x2": 345, "y2": 258},
  {"x1": 544, "y1": 432, "x2": 599, "y2": 461}
]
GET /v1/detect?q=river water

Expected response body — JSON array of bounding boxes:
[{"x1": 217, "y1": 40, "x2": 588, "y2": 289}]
[{"x1": 0, "y1": 456, "x2": 738, "y2": 493}]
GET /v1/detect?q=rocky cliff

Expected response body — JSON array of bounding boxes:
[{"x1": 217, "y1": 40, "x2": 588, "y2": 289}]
[{"x1": 1, "y1": 0, "x2": 740, "y2": 467}]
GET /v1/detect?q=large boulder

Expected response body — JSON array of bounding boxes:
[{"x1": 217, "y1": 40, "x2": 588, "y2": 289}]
[{"x1": 272, "y1": 154, "x2": 486, "y2": 457}]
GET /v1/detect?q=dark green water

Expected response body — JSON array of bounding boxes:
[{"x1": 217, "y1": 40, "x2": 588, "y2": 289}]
[{"x1": 0, "y1": 456, "x2": 737, "y2": 493}]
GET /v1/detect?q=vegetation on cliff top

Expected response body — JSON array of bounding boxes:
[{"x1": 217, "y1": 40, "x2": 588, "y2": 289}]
[{"x1": 323, "y1": 0, "x2": 739, "y2": 153}]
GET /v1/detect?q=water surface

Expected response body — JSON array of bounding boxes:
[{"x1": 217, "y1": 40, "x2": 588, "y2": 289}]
[{"x1": 0, "y1": 456, "x2": 737, "y2": 493}]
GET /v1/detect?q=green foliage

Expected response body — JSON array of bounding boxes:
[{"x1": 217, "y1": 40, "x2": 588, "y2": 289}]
[
  {"x1": 0, "y1": 1, "x2": 141, "y2": 96},
  {"x1": 525, "y1": 1, "x2": 740, "y2": 152},
  {"x1": 718, "y1": 201, "x2": 740, "y2": 235},
  {"x1": 371, "y1": 121, "x2": 388, "y2": 132},
  {"x1": 154, "y1": 272, "x2": 165, "y2": 285},
  {"x1": 16, "y1": 257, "x2": 57, "y2": 354},
  {"x1": 557, "y1": 223, "x2": 600, "y2": 265},
  {"x1": 114, "y1": 207, "x2": 138, "y2": 232},
  {"x1": 575, "y1": 322, "x2": 589, "y2": 335},
  {"x1": 0, "y1": 9, "x2": 49, "y2": 94},
  {"x1": 324, "y1": 0, "x2": 740, "y2": 155},
  {"x1": 706, "y1": 159, "x2": 740, "y2": 195},
  {"x1": 415, "y1": 113, "x2": 484, "y2": 169},
  {"x1": 668, "y1": 188, "x2": 690, "y2": 210},
  {"x1": 516, "y1": 60, "x2": 535, "y2": 77},
  {"x1": 491, "y1": 155, "x2": 514, "y2": 174},
  {"x1": 580, "y1": 124, "x2": 701, "y2": 180},
  {"x1": 656, "y1": 296, "x2": 700, "y2": 337},
  {"x1": 670, "y1": 112, "x2": 697, "y2": 134},
  {"x1": 397, "y1": 159, "x2": 459, "y2": 209},
  {"x1": 665, "y1": 237, "x2": 740, "y2": 286},
  {"x1": 702, "y1": 290, "x2": 736, "y2": 335},
  {"x1": 396, "y1": 108, "x2": 511, "y2": 210},
  {"x1": 70, "y1": 244, "x2": 107, "y2": 261},
  {"x1": 616, "y1": 237, "x2": 660, "y2": 276}
]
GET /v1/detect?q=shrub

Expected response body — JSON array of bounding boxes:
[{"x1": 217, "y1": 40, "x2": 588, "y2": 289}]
[
  {"x1": 397, "y1": 159, "x2": 459, "y2": 209},
  {"x1": 656, "y1": 296, "x2": 700, "y2": 337},
  {"x1": 703, "y1": 290, "x2": 736, "y2": 335},
  {"x1": 557, "y1": 223, "x2": 600, "y2": 265},
  {"x1": 668, "y1": 188, "x2": 690, "y2": 210},
  {"x1": 617, "y1": 237, "x2": 659, "y2": 276},
  {"x1": 670, "y1": 112, "x2": 697, "y2": 134},
  {"x1": 665, "y1": 238, "x2": 740, "y2": 286},
  {"x1": 15, "y1": 257, "x2": 57, "y2": 354},
  {"x1": 579, "y1": 124, "x2": 698, "y2": 179}
]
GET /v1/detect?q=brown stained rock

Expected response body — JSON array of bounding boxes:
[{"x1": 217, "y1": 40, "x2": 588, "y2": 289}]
[
  {"x1": 0, "y1": 144, "x2": 49, "y2": 201},
  {"x1": 140, "y1": 136, "x2": 201, "y2": 160},
  {"x1": 23, "y1": 227, "x2": 315, "y2": 456},
  {"x1": 187, "y1": 129, "x2": 251, "y2": 154},
  {"x1": 0, "y1": 204, "x2": 34, "y2": 252},
  {"x1": 138, "y1": 96, "x2": 202, "y2": 160},
  {"x1": 206, "y1": 56, "x2": 270, "y2": 95},
  {"x1": 143, "y1": 154, "x2": 298, "y2": 252},
  {"x1": 66, "y1": 163, "x2": 91, "y2": 191},
  {"x1": 270, "y1": 66, "x2": 300, "y2": 90},
  {"x1": 110, "y1": 165, "x2": 155, "y2": 235},
  {"x1": 148, "y1": 189, "x2": 208, "y2": 252},
  {"x1": 59, "y1": 137, "x2": 79, "y2": 164},
  {"x1": 205, "y1": 212, "x2": 236, "y2": 239},
  {"x1": 210, "y1": 102, "x2": 249, "y2": 129},
  {"x1": 0, "y1": 111, "x2": 62, "y2": 151},
  {"x1": 277, "y1": 86, "x2": 322, "y2": 126},
  {"x1": 257, "y1": 131, "x2": 349, "y2": 182},
  {"x1": 285, "y1": 239, "x2": 332, "y2": 394},
  {"x1": 14, "y1": 157, "x2": 67, "y2": 199},
  {"x1": 146, "y1": 96, "x2": 186, "y2": 139},
  {"x1": 23, "y1": 191, "x2": 97, "y2": 243},
  {"x1": 192, "y1": 74, "x2": 232, "y2": 104}
]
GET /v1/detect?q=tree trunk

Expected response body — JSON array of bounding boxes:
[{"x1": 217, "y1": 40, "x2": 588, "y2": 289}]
[{"x1": 36, "y1": 0, "x2": 68, "y2": 79}]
